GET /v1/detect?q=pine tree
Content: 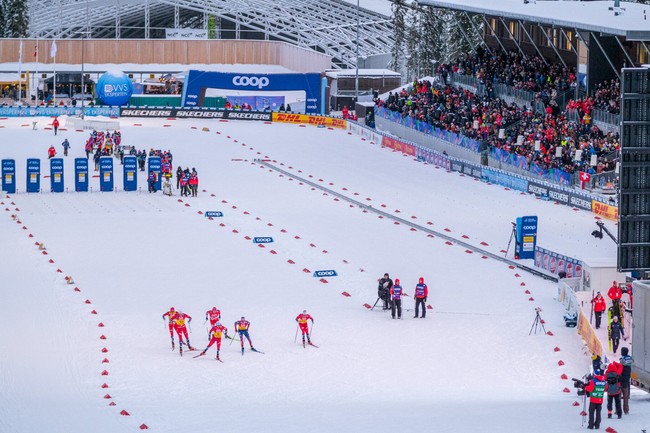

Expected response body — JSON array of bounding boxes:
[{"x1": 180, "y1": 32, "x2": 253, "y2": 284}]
[
  {"x1": 404, "y1": 2, "x2": 420, "y2": 82},
  {"x1": 389, "y1": 0, "x2": 408, "y2": 78},
  {"x1": 416, "y1": 6, "x2": 444, "y2": 77},
  {"x1": 3, "y1": 0, "x2": 29, "y2": 38},
  {"x1": 0, "y1": 1, "x2": 6, "y2": 37}
]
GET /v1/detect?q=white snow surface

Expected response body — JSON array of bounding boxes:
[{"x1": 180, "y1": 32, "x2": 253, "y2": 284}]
[{"x1": 0, "y1": 116, "x2": 648, "y2": 433}]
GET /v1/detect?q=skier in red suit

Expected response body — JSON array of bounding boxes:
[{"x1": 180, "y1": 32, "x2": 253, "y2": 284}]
[
  {"x1": 205, "y1": 307, "x2": 221, "y2": 326},
  {"x1": 197, "y1": 322, "x2": 228, "y2": 360},
  {"x1": 295, "y1": 310, "x2": 314, "y2": 346},
  {"x1": 172, "y1": 311, "x2": 193, "y2": 352},
  {"x1": 162, "y1": 307, "x2": 177, "y2": 340}
]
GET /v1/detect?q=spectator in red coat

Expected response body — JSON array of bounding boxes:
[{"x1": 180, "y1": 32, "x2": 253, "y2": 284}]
[{"x1": 591, "y1": 292, "x2": 607, "y2": 329}]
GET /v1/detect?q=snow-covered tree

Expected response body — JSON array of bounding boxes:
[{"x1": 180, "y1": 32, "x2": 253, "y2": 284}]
[
  {"x1": 2, "y1": 0, "x2": 29, "y2": 38},
  {"x1": 389, "y1": 0, "x2": 408, "y2": 75},
  {"x1": 414, "y1": 6, "x2": 444, "y2": 78}
]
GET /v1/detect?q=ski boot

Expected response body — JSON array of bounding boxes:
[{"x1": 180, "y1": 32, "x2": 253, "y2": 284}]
[{"x1": 241, "y1": 347, "x2": 245, "y2": 355}]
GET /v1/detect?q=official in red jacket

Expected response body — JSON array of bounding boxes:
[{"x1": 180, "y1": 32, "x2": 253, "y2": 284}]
[
  {"x1": 591, "y1": 292, "x2": 606, "y2": 329},
  {"x1": 608, "y1": 281, "x2": 623, "y2": 319}
]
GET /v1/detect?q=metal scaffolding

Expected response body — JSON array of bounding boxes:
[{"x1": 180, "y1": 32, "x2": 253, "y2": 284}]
[{"x1": 27, "y1": 0, "x2": 395, "y2": 69}]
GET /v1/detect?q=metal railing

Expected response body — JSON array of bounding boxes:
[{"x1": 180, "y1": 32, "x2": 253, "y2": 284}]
[{"x1": 591, "y1": 108, "x2": 620, "y2": 133}]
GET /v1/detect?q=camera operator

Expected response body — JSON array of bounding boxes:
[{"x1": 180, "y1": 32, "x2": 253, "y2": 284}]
[
  {"x1": 377, "y1": 273, "x2": 393, "y2": 310},
  {"x1": 584, "y1": 369, "x2": 607, "y2": 430}
]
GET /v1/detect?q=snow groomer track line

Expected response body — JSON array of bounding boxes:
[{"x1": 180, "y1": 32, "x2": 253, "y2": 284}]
[{"x1": 255, "y1": 159, "x2": 557, "y2": 283}]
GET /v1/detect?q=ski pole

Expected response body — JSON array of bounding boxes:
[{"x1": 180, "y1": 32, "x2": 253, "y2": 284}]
[
  {"x1": 188, "y1": 322, "x2": 192, "y2": 334},
  {"x1": 309, "y1": 321, "x2": 315, "y2": 340},
  {"x1": 294, "y1": 324, "x2": 299, "y2": 343},
  {"x1": 162, "y1": 317, "x2": 166, "y2": 329},
  {"x1": 230, "y1": 331, "x2": 236, "y2": 346},
  {"x1": 589, "y1": 289, "x2": 594, "y2": 325}
]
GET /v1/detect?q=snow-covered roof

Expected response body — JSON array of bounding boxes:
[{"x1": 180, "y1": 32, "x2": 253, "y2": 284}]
[
  {"x1": 339, "y1": 0, "x2": 393, "y2": 17},
  {"x1": 418, "y1": 0, "x2": 650, "y2": 40},
  {"x1": 0, "y1": 72, "x2": 22, "y2": 83},
  {"x1": 325, "y1": 69, "x2": 401, "y2": 78},
  {"x1": 0, "y1": 63, "x2": 295, "y2": 75}
]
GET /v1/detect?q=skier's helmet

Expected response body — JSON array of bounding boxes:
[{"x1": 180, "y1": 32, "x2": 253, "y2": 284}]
[
  {"x1": 302, "y1": 310, "x2": 307, "y2": 314},
  {"x1": 212, "y1": 307, "x2": 217, "y2": 312},
  {"x1": 170, "y1": 307, "x2": 175, "y2": 312},
  {"x1": 419, "y1": 277, "x2": 424, "y2": 284},
  {"x1": 241, "y1": 316, "x2": 245, "y2": 320},
  {"x1": 395, "y1": 278, "x2": 400, "y2": 285}
]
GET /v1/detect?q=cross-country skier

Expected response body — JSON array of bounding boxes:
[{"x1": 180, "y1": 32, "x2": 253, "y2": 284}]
[
  {"x1": 205, "y1": 307, "x2": 221, "y2": 327},
  {"x1": 172, "y1": 310, "x2": 193, "y2": 353},
  {"x1": 52, "y1": 117, "x2": 59, "y2": 135},
  {"x1": 414, "y1": 277, "x2": 428, "y2": 318},
  {"x1": 234, "y1": 316, "x2": 255, "y2": 354},
  {"x1": 47, "y1": 145, "x2": 57, "y2": 159},
  {"x1": 295, "y1": 310, "x2": 314, "y2": 347},
  {"x1": 61, "y1": 139, "x2": 70, "y2": 156},
  {"x1": 162, "y1": 307, "x2": 177, "y2": 348},
  {"x1": 389, "y1": 278, "x2": 403, "y2": 319},
  {"x1": 148, "y1": 170, "x2": 157, "y2": 193},
  {"x1": 609, "y1": 316, "x2": 624, "y2": 354},
  {"x1": 197, "y1": 322, "x2": 228, "y2": 361},
  {"x1": 591, "y1": 292, "x2": 606, "y2": 329}
]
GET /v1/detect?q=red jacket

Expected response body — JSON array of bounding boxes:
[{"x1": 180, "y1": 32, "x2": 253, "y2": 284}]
[
  {"x1": 52, "y1": 118, "x2": 59, "y2": 128},
  {"x1": 608, "y1": 284, "x2": 622, "y2": 301},
  {"x1": 584, "y1": 374, "x2": 607, "y2": 404},
  {"x1": 48, "y1": 146, "x2": 56, "y2": 157},
  {"x1": 591, "y1": 295, "x2": 606, "y2": 313}
]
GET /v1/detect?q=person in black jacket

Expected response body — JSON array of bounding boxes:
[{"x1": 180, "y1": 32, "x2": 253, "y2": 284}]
[
  {"x1": 609, "y1": 315, "x2": 624, "y2": 354},
  {"x1": 377, "y1": 273, "x2": 393, "y2": 310},
  {"x1": 176, "y1": 166, "x2": 183, "y2": 190},
  {"x1": 619, "y1": 347, "x2": 633, "y2": 414}
]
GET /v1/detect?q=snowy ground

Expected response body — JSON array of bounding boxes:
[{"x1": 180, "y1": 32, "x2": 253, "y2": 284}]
[{"x1": 0, "y1": 116, "x2": 647, "y2": 433}]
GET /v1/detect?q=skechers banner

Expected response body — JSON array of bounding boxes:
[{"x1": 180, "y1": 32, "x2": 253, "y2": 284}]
[
  {"x1": 119, "y1": 108, "x2": 272, "y2": 121},
  {"x1": 253, "y1": 237, "x2": 274, "y2": 243},
  {"x1": 526, "y1": 179, "x2": 593, "y2": 211},
  {"x1": 182, "y1": 71, "x2": 321, "y2": 114},
  {"x1": 313, "y1": 270, "x2": 338, "y2": 277},
  {"x1": 204, "y1": 211, "x2": 224, "y2": 218}
]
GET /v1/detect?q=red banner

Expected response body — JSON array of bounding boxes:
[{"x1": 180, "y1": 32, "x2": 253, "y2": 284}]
[{"x1": 381, "y1": 136, "x2": 415, "y2": 156}]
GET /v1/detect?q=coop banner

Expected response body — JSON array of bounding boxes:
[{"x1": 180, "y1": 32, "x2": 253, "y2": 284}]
[{"x1": 182, "y1": 71, "x2": 321, "y2": 114}]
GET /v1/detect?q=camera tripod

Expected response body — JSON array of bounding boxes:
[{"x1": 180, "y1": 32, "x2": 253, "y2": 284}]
[
  {"x1": 371, "y1": 296, "x2": 388, "y2": 311},
  {"x1": 505, "y1": 222, "x2": 518, "y2": 258},
  {"x1": 529, "y1": 309, "x2": 546, "y2": 335}
]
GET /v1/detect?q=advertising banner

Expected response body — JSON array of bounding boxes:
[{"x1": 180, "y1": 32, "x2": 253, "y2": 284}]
[
  {"x1": 99, "y1": 156, "x2": 114, "y2": 192},
  {"x1": 1, "y1": 159, "x2": 15, "y2": 194},
  {"x1": 123, "y1": 156, "x2": 137, "y2": 191},
  {"x1": 483, "y1": 168, "x2": 529, "y2": 192},
  {"x1": 592, "y1": 201, "x2": 619, "y2": 221},
  {"x1": 26, "y1": 158, "x2": 40, "y2": 193},
  {"x1": 0, "y1": 107, "x2": 118, "y2": 118},
  {"x1": 515, "y1": 215, "x2": 538, "y2": 260},
  {"x1": 272, "y1": 112, "x2": 346, "y2": 129},
  {"x1": 535, "y1": 246, "x2": 582, "y2": 277},
  {"x1": 577, "y1": 312, "x2": 603, "y2": 358},
  {"x1": 182, "y1": 71, "x2": 321, "y2": 114},
  {"x1": 74, "y1": 158, "x2": 88, "y2": 192},
  {"x1": 49, "y1": 158, "x2": 64, "y2": 193},
  {"x1": 119, "y1": 107, "x2": 273, "y2": 121},
  {"x1": 147, "y1": 157, "x2": 162, "y2": 192},
  {"x1": 381, "y1": 135, "x2": 416, "y2": 156}
]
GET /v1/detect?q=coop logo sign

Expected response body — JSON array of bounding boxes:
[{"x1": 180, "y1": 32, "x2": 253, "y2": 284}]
[
  {"x1": 232, "y1": 75, "x2": 270, "y2": 89},
  {"x1": 204, "y1": 211, "x2": 224, "y2": 218},
  {"x1": 313, "y1": 270, "x2": 338, "y2": 277},
  {"x1": 253, "y1": 237, "x2": 274, "y2": 243}
]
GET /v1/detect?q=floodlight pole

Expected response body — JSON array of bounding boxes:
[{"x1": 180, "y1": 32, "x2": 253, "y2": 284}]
[
  {"x1": 355, "y1": 0, "x2": 360, "y2": 105},
  {"x1": 76, "y1": 31, "x2": 91, "y2": 117}
]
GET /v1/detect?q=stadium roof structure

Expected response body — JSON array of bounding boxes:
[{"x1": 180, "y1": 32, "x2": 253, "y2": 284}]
[
  {"x1": 27, "y1": 0, "x2": 395, "y2": 69},
  {"x1": 418, "y1": 0, "x2": 650, "y2": 41}
]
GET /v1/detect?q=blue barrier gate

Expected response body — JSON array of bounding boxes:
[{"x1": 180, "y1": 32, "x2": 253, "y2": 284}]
[
  {"x1": 1, "y1": 159, "x2": 16, "y2": 194},
  {"x1": 147, "y1": 157, "x2": 162, "y2": 192},
  {"x1": 75, "y1": 158, "x2": 88, "y2": 192},
  {"x1": 50, "y1": 158, "x2": 64, "y2": 193},
  {"x1": 99, "y1": 157, "x2": 114, "y2": 192},
  {"x1": 26, "y1": 158, "x2": 41, "y2": 193},
  {"x1": 123, "y1": 156, "x2": 137, "y2": 191}
]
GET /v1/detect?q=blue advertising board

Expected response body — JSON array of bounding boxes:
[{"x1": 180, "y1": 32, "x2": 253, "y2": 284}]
[
  {"x1": 50, "y1": 158, "x2": 64, "y2": 193},
  {"x1": 1, "y1": 159, "x2": 16, "y2": 194},
  {"x1": 123, "y1": 156, "x2": 137, "y2": 191},
  {"x1": 181, "y1": 70, "x2": 321, "y2": 114},
  {"x1": 147, "y1": 157, "x2": 162, "y2": 192},
  {"x1": 0, "y1": 106, "x2": 119, "y2": 118},
  {"x1": 26, "y1": 158, "x2": 41, "y2": 193},
  {"x1": 204, "y1": 211, "x2": 224, "y2": 218},
  {"x1": 515, "y1": 216, "x2": 538, "y2": 260},
  {"x1": 253, "y1": 237, "x2": 274, "y2": 243},
  {"x1": 313, "y1": 270, "x2": 338, "y2": 278},
  {"x1": 99, "y1": 156, "x2": 114, "y2": 192},
  {"x1": 74, "y1": 158, "x2": 88, "y2": 192}
]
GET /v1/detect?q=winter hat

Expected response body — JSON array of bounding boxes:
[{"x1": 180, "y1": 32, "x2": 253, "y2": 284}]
[
  {"x1": 419, "y1": 277, "x2": 424, "y2": 284},
  {"x1": 594, "y1": 369, "x2": 602, "y2": 376},
  {"x1": 384, "y1": 273, "x2": 389, "y2": 278},
  {"x1": 395, "y1": 278, "x2": 400, "y2": 285},
  {"x1": 621, "y1": 347, "x2": 629, "y2": 356}
]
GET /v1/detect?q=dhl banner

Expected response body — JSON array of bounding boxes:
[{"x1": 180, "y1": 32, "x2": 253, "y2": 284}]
[
  {"x1": 592, "y1": 201, "x2": 618, "y2": 221},
  {"x1": 577, "y1": 311, "x2": 604, "y2": 360},
  {"x1": 381, "y1": 135, "x2": 416, "y2": 156},
  {"x1": 272, "y1": 113, "x2": 347, "y2": 129}
]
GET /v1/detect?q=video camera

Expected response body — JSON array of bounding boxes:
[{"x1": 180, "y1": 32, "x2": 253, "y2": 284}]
[{"x1": 572, "y1": 375, "x2": 593, "y2": 396}]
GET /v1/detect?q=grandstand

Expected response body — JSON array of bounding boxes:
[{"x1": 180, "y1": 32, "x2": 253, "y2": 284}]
[{"x1": 26, "y1": 0, "x2": 395, "y2": 69}]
